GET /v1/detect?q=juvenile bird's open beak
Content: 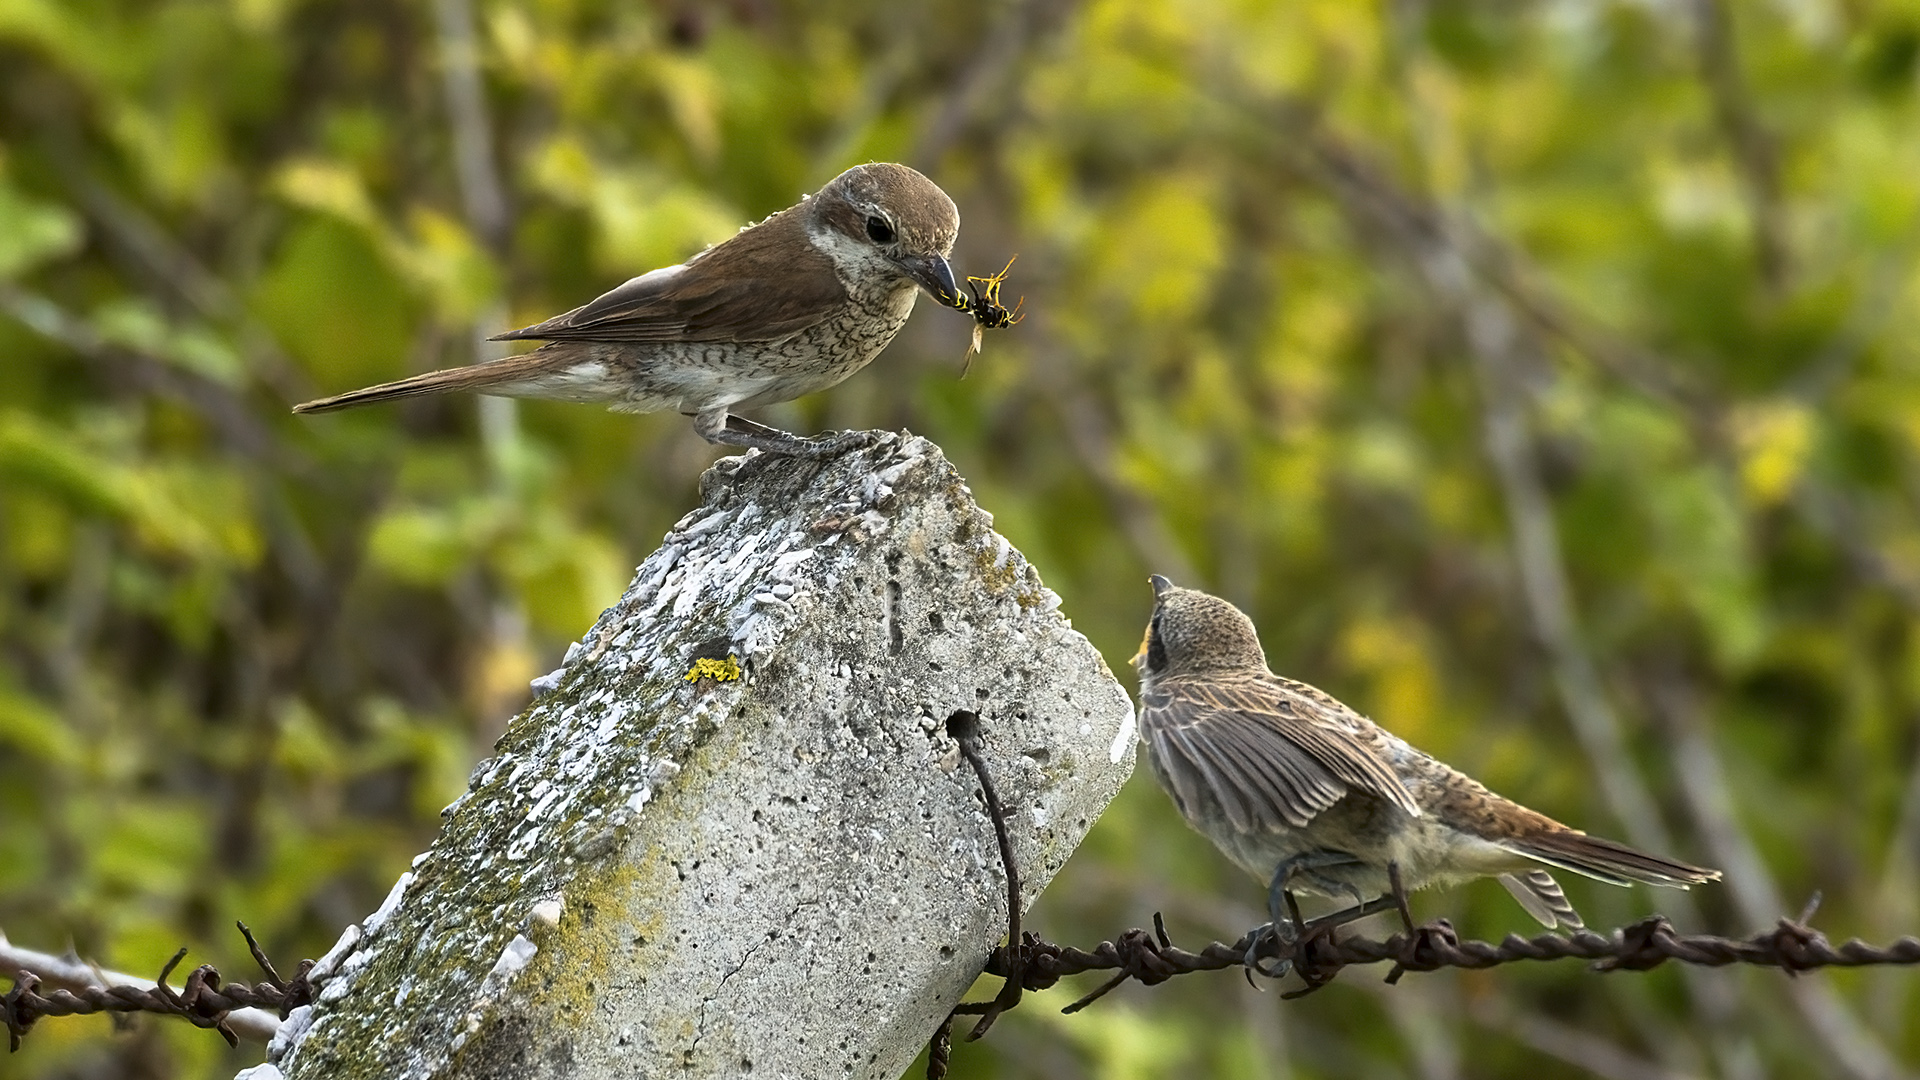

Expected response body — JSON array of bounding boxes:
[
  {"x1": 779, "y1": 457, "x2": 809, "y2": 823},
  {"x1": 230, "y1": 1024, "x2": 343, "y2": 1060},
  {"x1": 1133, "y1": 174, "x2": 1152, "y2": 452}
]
[
  {"x1": 1135, "y1": 575, "x2": 1174, "y2": 668},
  {"x1": 901, "y1": 254, "x2": 960, "y2": 306}
]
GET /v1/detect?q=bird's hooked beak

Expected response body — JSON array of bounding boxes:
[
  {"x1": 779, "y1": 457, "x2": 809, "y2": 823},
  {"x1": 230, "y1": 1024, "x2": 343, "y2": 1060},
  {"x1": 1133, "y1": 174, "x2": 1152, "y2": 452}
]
[
  {"x1": 1148, "y1": 574, "x2": 1174, "y2": 597},
  {"x1": 899, "y1": 253, "x2": 960, "y2": 306}
]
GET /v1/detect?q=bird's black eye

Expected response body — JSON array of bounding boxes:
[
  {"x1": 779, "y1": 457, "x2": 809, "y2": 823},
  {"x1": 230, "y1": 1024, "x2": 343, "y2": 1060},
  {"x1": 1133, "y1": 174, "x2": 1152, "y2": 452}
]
[{"x1": 865, "y1": 215, "x2": 895, "y2": 244}]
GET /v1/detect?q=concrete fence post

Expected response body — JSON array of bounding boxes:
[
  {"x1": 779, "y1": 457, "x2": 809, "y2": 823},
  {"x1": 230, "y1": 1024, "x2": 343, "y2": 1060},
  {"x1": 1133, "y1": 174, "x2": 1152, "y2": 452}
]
[{"x1": 253, "y1": 432, "x2": 1137, "y2": 1080}]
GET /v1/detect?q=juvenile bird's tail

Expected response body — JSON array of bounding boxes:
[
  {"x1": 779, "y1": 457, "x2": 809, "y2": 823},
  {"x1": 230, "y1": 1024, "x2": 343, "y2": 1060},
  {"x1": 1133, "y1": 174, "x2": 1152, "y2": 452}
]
[
  {"x1": 1505, "y1": 831, "x2": 1721, "y2": 890},
  {"x1": 292, "y1": 351, "x2": 577, "y2": 414},
  {"x1": 1499, "y1": 869, "x2": 1585, "y2": 929}
]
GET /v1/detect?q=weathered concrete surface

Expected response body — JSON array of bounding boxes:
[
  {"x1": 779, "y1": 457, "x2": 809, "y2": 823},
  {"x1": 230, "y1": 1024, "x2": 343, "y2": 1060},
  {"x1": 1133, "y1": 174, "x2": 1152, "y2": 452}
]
[{"x1": 265, "y1": 432, "x2": 1136, "y2": 1080}]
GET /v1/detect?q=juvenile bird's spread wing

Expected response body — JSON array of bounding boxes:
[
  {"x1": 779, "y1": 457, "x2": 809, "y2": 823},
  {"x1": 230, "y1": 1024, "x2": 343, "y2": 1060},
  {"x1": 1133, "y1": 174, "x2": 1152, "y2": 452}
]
[
  {"x1": 1141, "y1": 675, "x2": 1419, "y2": 833},
  {"x1": 491, "y1": 207, "x2": 850, "y2": 346}
]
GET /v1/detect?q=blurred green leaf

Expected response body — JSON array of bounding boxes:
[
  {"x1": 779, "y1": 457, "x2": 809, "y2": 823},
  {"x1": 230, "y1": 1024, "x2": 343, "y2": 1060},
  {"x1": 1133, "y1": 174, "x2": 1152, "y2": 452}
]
[
  {"x1": 0, "y1": 680, "x2": 76, "y2": 767},
  {"x1": 0, "y1": 181, "x2": 81, "y2": 279}
]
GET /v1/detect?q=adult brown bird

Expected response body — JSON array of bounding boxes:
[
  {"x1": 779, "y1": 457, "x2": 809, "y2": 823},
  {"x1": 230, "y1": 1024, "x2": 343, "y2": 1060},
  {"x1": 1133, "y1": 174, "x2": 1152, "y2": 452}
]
[
  {"x1": 1133, "y1": 576, "x2": 1719, "y2": 972},
  {"x1": 293, "y1": 163, "x2": 961, "y2": 456}
]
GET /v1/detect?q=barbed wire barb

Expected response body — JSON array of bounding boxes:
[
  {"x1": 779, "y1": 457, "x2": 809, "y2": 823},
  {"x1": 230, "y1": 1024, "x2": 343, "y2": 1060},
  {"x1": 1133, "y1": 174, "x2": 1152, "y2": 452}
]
[{"x1": 3, "y1": 925, "x2": 313, "y2": 1052}]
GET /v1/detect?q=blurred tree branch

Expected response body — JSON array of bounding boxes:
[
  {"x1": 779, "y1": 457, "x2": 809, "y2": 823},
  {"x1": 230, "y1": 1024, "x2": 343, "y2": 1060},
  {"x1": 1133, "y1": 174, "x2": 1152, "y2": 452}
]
[{"x1": 1689, "y1": 0, "x2": 1790, "y2": 293}]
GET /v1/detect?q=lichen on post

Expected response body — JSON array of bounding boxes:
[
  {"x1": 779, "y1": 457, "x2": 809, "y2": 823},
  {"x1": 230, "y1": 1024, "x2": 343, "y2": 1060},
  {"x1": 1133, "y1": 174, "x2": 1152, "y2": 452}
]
[{"x1": 257, "y1": 432, "x2": 1137, "y2": 1080}]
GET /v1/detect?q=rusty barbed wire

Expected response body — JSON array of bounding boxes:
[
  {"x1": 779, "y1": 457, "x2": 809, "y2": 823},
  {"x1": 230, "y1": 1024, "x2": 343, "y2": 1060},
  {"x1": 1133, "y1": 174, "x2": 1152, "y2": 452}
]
[
  {"x1": 971, "y1": 906, "x2": 1920, "y2": 1015},
  {"x1": 928, "y1": 887, "x2": 1920, "y2": 1079},
  {"x1": 8, "y1": 721, "x2": 1918, "y2": 1074},
  {"x1": 2, "y1": 922, "x2": 313, "y2": 1052}
]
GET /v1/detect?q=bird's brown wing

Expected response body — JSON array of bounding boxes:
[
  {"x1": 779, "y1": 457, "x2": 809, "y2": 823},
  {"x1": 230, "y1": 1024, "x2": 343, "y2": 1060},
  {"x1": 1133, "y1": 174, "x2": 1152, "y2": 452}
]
[
  {"x1": 491, "y1": 206, "x2": 849, "y2": 345},
  {"x1": 1141, "y1": 676, "x2": 1419, "y2": 833}
]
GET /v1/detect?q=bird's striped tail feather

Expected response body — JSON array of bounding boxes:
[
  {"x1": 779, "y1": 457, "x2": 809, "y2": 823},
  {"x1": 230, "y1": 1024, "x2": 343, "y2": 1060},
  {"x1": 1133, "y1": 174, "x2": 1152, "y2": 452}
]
[
  {"x1": 292, "y1": 353, "x2": 563, "y2": 414},
  {"x1": 1499, "y1": 869, "x2": 1585, "y2": 930},
  {"x1": 1506, "y1": 831, "x2": 1721, "y2": 891}
]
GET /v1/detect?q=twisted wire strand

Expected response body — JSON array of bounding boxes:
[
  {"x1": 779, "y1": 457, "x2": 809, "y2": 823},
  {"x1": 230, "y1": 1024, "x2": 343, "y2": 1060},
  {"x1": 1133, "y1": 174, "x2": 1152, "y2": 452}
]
[
  {"x1": 974, "y1": 910, "x2": 1920, "y2": 1018},
  {"x1": 928, "y1": 912, "x2": 1920, "y2": 1080},
  {"x1": 3, "y1": 923, "x2": 314, "y2": 1052}
]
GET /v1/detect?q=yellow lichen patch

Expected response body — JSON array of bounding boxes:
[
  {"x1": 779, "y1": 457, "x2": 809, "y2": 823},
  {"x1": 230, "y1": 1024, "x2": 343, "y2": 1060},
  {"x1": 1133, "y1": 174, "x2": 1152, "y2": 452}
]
[
  {"x1": 507, "y1": 856, "x2": 658, "y2": 1041},
  {"x1": 506, "y1": 734, "x2": 749, "y2": 1051},
  {"x1": 972, "y1": 544, "x2": 1021, "y2": 594},
  {"x1": 684, "y1": 655, "x2": 742, "y2": 683}
]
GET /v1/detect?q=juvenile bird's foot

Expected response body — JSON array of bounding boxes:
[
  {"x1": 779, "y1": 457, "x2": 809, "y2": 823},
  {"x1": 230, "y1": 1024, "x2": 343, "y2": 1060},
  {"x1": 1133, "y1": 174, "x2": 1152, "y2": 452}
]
[
  {"x1": 1242, "y1": 920, "x2": 1298, "y2": 980},
  {"x1": 1242, "y1": 850, "x2": 1368, "y2": 981}
]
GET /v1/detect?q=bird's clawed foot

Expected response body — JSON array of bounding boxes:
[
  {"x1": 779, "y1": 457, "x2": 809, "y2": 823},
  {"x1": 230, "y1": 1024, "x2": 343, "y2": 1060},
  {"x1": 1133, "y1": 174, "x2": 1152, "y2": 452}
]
[
  {"x1": 1242, "y1": 920, "x2": 1300, "y2": 981},
  {"x1": 1241, "y1": 850, "x2": 1374, "y2": 983},
  {"x1": 693, "y1": 410, "x2": 877, "y2": 458},
  {"x1": 795, "y1": 429, "x2": 878, "y2": 456}
]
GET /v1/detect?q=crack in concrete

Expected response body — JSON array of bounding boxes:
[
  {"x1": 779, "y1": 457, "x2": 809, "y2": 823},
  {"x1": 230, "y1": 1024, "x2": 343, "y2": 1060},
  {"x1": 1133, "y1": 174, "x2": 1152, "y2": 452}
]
[{"x1": 688, "y1": 900, "x2": 816, "y2": 1064}]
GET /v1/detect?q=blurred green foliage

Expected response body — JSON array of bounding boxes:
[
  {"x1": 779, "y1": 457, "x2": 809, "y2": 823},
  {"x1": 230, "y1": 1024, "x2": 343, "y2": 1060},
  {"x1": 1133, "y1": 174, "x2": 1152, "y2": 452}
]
[{"x1": 3, "y1": 0, "x2": 1919, "y2": 1077}]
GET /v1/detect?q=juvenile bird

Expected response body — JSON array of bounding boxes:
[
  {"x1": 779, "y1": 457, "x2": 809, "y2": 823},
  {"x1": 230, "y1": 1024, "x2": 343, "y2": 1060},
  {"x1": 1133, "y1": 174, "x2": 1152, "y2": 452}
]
[
  {"x1": 1133, "y1": 576, "x2": 1719, "y2": 969},
  {"x1": 293, "y1": 163, "x2": 961, "y2": 456}
]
